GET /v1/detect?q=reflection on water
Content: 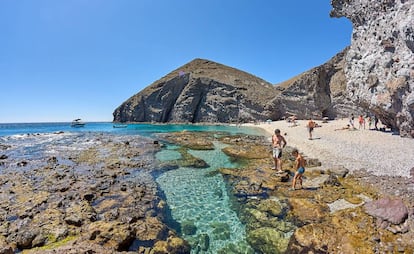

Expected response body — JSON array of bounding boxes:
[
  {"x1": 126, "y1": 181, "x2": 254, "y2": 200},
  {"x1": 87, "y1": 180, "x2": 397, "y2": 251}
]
[{"x1": 156, "y1": 142, "x2": 254, "y2": 253}]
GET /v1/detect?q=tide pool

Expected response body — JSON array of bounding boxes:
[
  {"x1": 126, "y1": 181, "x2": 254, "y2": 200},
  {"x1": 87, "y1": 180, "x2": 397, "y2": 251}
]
[{"x1": 156, "y1": 142, "x2": 255, "y2": 253}]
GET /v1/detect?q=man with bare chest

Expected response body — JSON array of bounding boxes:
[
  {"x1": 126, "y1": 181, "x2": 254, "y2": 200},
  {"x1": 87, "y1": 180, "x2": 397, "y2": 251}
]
[{"x1": 272, "y1": 129, "x2": 287, "y2": 172}]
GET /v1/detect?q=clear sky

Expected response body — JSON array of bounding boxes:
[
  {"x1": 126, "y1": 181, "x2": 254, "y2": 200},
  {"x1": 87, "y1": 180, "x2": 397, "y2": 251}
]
[{"x1": 0, "y1": 0, "x2": 352, "y2": 123}]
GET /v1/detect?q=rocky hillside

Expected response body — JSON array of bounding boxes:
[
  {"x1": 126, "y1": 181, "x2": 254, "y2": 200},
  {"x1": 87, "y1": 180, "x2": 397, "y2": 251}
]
[
  {"x1": 270, "y1": 47, "x2": 363, "y2": 119},
  {"x1": 331, "y1": 0, "x2": 414, "y2": 137},
  {"x1": 113, "y1": 56, "x2": 355, "y2": 124},
  {"x1": 113, "y1": 59, "x2": 280, "y2": 123}
]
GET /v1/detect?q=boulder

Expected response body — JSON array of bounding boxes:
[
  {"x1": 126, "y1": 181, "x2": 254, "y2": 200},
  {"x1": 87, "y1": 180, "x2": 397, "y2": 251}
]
[
  {"x1": 246, "y1": 227, "x2": 289, "y2": 254},
  {"x1": 364, "y1": 197, "x2": 409, "y2": 225}
]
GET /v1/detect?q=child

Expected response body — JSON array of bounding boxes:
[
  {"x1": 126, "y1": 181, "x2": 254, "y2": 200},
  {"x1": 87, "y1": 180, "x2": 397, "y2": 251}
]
[{"x1": 292, "y1": 148, "x2": 306, "y2": 190}]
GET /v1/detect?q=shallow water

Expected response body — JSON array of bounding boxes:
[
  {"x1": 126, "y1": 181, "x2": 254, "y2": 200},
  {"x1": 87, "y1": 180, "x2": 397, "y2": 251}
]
[
  {"x1": 0, "y1": 123, "x2": 264, "y2": 252},
  {"x1": 156, "y1": 142, "x2": 255, "y2": 253}
]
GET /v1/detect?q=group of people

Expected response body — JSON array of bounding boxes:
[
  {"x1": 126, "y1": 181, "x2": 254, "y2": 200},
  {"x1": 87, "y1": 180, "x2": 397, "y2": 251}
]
[
  {"x1": 271, "y1": 128, "x2": 305, "y2": 190},
  {"x1": 349, "y1": 113, "x2": 380, "y2": 130}
]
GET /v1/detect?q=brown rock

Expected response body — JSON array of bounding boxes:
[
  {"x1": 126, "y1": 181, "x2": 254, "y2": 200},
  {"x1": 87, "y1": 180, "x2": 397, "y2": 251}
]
[{"x1": 287, "y1": 198, "x2": 330, "y2": 225}]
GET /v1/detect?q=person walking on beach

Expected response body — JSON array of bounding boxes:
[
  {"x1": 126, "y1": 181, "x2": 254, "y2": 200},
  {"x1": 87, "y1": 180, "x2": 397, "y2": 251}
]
[
  {"x1": 291, "y1": 148, "x2": 306, "y2": 190},
  {"x1": 307, "y1": 118, "x2": 316, "y2": 140},
  {"x1": 272, "y1": 129, "x2": 287, "y2": 172},
  {"x1": 358, "y1": 115, "x2": 365, "y2": 129},
  {"x1": 349, "y1": 114, "x2": 355, "y2": 129}
]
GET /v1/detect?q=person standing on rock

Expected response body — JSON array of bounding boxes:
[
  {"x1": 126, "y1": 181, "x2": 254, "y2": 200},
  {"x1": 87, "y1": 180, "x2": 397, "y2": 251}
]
[
  {"x1": 291, "y1": 148, "x2": 306, "y2": 190},
  {"x1": 272, "y1": 129, "x2": 287, "y2": 172}
]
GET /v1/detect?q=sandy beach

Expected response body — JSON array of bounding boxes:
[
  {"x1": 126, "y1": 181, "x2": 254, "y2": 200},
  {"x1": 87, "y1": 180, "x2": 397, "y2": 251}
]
[{"x1": 250, "y1": 119, "x2": 414, "y2": 178}]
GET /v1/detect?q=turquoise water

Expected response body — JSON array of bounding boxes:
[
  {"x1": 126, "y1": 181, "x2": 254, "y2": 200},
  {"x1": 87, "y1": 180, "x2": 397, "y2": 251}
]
[
  {"x1": 0, "y1": 122, "x2": 266, "y2": 137},
  {"x1": 0, "y1": 122, "x2": 264, "y2": 252},
  {"x1": 156, "y1": 142, "x2": 254, "y2": 253}
]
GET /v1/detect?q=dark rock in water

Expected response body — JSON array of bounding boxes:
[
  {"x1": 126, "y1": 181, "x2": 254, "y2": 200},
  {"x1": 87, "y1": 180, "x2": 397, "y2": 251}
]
[
  {"x1": 365, "y1": 197, "x2": 408, "y2": 225},
  {"x1": 181, "y1": 220, "x2": 197, "y2": 235},
  {"x1": 197, "y1": 233, "x2": 210, "y2": 251},
  {"x1": 0, "y1": 154, "x2": 8, "y2": 160}
]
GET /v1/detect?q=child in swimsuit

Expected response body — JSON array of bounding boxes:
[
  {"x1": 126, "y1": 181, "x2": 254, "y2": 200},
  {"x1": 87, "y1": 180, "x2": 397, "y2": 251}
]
[{"x1": 292, "y1": 148, "x2": 306, "y2": 190}]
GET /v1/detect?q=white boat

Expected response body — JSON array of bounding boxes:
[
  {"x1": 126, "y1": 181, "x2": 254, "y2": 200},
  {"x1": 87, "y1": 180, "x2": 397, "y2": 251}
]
[{"x1": 71, "y1": 119, "x2": 85, "y2": 127}]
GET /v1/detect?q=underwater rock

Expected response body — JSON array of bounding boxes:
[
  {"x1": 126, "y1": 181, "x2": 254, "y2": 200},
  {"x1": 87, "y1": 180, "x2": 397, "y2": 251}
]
[
  {"x1": 181, "y1": 220, "x2": 197, "y2": 236},
  {"x1": 256, "y1": 198, "x2": 284, "y2": 217},
  {"x1": 211, "y1": 222, "x2": 231, "y2": 240},
  {"x1": 176, "y1": 147, "x2": 209, "y2": 168},
  {"x1": 158, "y1": 132, "x2": 215, "y2": 150},
  {"x1": 246, "y1": 227, "x2": 289, "y2": 254},
  {"x1": 152, "y1": 235, "x2": 191, "y2": 254}
]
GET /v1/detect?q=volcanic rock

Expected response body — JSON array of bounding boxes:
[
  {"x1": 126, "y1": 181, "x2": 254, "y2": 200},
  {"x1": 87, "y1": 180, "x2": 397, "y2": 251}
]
[
  {"x1": 113, "y1": 58, "x2": 279, "y2": 123},
  {"x1": 331, "y1": 0, "x2": 414, "y2": 136}
]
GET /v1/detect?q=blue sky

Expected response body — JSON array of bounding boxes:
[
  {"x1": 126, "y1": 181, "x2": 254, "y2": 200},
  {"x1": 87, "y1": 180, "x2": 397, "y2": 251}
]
[{"x1": 0, "y1": 0, "x2": 352, "y2": 123}]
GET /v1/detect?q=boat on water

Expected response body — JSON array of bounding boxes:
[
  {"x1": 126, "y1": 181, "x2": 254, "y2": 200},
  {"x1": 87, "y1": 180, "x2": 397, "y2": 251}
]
[
  {"x1": 71, "y1": 119, "x2": 86, "y2": 127},
  {"x1": 113, "y1": 124, "x2": 128, "y2": 128}
]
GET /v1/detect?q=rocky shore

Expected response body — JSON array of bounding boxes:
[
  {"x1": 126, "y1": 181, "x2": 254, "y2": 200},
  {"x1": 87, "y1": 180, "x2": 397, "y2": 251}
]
[
  {"x1": 0, "y1": 132, "x2": 190, "y2": 253},
  {"x1": 0, "y1": 130, "x2": 413, "y2": 253}
]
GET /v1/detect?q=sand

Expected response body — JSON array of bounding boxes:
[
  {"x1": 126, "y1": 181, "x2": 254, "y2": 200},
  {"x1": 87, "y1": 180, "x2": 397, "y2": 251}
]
[{"x1": 248, "y1": 119, "x2": 414, "y2": 178}]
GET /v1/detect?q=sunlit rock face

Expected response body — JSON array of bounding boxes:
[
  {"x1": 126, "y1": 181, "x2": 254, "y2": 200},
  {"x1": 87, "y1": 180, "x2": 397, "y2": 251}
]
[
  {"x1": 331, "y1": 0, "x2": 414, "y2": 137},
  {"x1": 272, "y1": 47, "x2": 360, "y2": 119},
  {"x1": 113, "y1": 59, "x2": 279, "y2": 123}
]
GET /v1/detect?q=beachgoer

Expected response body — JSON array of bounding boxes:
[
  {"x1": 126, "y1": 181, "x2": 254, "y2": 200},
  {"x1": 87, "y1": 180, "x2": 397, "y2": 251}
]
[
  {"x1": 358, "y1": 115, "x2": 365, "y2": 129},
  {"x1": 374, "y1": 115, "x2": 379, "y2": 130},
  {"x1": 307, "y1": 118, "x2": 316, "y2": 140},
  {"x1": 272, "y1": 129, "x2": 287, "y2": 172},
  {"x1": 367, "y1": 116, "x2": 372, "y2": 130},
  {"x1": 334, "y1": 124, "x2": 351, "y2": 131},
  {"x1": 349, "y1": 114, "x2": 355, "y2": 129},
  {"x1": 291, "y1": 148, "x2": 306, "y2": 190}
]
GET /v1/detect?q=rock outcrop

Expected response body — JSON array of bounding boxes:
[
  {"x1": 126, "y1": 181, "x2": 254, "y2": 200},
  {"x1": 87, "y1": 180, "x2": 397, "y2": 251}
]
[
  {"x1": 271, "y1": 47, "x2": 362, "y2": 119},
  {"x1": 331, "y1": 0, "x2": 414, "y2": 136},
  {"x1": 113, "y1": 59, "x2": 279, "y2": 123}
]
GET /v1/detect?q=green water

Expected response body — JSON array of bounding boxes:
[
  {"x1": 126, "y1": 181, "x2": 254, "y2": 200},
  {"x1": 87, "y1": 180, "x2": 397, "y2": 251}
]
[{"x1": 156, "y1": 142, "x2": 254, "y2": 254}]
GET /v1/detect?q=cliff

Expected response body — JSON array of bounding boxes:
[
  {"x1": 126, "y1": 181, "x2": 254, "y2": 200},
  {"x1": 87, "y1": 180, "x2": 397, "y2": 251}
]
[
  {"x1": 331, "y1": 0, "x2": 414, "y2": 137},
  {"x1": 113, "y1": 59, "x2": 280, "y2": 123},
  {"x1": 271, "y1": 47, "x2": 362, "y2": 119}
]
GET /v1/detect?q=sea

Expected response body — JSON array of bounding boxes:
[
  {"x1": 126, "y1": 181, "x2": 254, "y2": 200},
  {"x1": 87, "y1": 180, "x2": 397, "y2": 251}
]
[{"x1": 0, "y1": 122, "x2": 267, "y2": 253}]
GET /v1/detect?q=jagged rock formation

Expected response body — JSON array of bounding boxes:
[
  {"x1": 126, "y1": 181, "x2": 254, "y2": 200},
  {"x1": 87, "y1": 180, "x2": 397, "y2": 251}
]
[
  {"x1": 271, "y1": 47, "x2": 362, "y2": 119},
  {"x1": 113, "y1": 55, "x2": 355, "y2": 124},
  {"x1": 331, "y1": 0, "x2": 414, "y2": 137},
  {"x1": 113, "y1": 59, "x2": 279, "y2": 123}
]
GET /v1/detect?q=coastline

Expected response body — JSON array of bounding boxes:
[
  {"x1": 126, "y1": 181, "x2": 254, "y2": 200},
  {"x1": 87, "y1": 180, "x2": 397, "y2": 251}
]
[{"x1": 247, "y1": 119, "x2": 414, "y2": 178}]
